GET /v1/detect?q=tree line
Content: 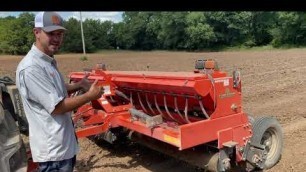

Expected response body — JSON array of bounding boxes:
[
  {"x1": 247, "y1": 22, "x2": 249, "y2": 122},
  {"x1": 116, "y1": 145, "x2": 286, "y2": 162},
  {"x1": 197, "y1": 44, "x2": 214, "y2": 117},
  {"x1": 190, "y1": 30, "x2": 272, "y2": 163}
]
[{"x1": 0, "y1": 12, "x2": 306, "y2": 55}]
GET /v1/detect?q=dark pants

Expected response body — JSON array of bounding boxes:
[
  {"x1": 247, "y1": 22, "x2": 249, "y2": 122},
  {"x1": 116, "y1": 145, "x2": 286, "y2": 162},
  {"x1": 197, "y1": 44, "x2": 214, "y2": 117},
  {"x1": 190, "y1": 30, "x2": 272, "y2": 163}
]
[{"x1": 38, "y1": 156, "x2": 76, "y2": 172}]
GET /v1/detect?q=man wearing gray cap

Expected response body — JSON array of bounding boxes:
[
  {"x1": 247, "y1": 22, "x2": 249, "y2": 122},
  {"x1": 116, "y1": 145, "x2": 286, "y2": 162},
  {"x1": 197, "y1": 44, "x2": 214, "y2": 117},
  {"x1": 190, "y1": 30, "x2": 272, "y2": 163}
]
[{"x1": 16, "y1": 11, "x2": 104, "y2": 172}]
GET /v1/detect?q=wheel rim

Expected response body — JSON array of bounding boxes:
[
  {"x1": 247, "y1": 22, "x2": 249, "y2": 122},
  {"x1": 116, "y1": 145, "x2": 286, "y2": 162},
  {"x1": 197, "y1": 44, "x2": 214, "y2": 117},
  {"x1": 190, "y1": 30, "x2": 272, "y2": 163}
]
[{"x1": 261, "y1": 127, "x2": 280, "y2": 161}]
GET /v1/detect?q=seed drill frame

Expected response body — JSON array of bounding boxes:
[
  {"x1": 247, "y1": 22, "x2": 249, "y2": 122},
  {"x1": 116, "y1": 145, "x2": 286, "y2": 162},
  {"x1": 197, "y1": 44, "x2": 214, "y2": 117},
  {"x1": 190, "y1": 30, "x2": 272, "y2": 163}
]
[{"x1": 69, "y1": 59, "x2": 283, "y2": 171}]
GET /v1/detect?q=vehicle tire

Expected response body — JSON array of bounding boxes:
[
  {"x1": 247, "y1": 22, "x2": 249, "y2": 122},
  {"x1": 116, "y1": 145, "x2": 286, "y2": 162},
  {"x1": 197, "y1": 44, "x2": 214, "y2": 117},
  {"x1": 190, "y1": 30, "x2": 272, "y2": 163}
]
[
  {"x1": 2, "y1": 92, "x2": 29, "y2": 135},
  {"x1": 250, "y1": 116, "x2": 283, "y2": 169},
  {"x1": 0, "y1": 105, "x2": 28, "y2": 172},
  {"x1": 206, "y1": 152, "x2": 219, "y2": 172}
]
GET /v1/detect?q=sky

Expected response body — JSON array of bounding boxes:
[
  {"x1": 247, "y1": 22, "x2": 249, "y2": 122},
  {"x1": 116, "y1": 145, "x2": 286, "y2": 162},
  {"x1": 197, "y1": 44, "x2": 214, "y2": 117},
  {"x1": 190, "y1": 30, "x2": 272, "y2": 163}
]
[{"x1": 0, "y1": 11, "x2": 124, "y2": 23}]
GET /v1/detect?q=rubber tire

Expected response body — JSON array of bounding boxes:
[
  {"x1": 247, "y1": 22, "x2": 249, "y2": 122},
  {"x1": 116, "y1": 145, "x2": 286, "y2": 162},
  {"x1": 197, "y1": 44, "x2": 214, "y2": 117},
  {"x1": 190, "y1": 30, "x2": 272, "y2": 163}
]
[
  {"x1": 2, "y1": 92, "x2": 29, "y2": 135},
  {"x1": 206, "y1": 152, "x2": 222, "y2": 172},
  {"x1": 0, "y1": 105, "x2": 28, "y2": 172},
  {"x1": 250, "y1": 116, "x2": 283, "y2": 169}
]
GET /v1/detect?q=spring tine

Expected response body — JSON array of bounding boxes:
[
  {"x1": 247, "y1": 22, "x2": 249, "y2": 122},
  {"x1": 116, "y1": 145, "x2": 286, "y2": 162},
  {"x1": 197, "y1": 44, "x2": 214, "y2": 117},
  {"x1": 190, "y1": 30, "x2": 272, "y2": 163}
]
[
  {"x1": 154, "y1": 94, "x2": 164, "y2": 117},
  {"x1": 198, "y1": 99, "x2": 210, "y2": 119},
  {"x1": 130, "y1": 92, "x2": 134, "y2": 107},
  {"x1": 174, "y1": 96, "x2": 187, "y2": 123},
  {"x1": 163, "y1": 94, "x2": 179, "y2": 123},
  {"x1": 145, "y1": 93, "x2": 156, "y2": 115},
  {"x1": 138, "y1": 92, "x2": 148, "y2": 113},
  {"x1": 184, "y1": 98, "x2": 191, "y2": 123},
  {"x1": 110, "y1": 96, "x2": 115, "y2": 102}
]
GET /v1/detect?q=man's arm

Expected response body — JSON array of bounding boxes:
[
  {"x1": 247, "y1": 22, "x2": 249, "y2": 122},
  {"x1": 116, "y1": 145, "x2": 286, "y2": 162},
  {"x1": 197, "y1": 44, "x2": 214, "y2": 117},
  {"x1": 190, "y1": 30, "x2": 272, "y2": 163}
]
[
  {"x1": 65, "y1": 82, "x2": 81, "y2": 93},
  {"x1": 52, "y1": 79, "x2": 103, "y2": 115},
  {"x1": 66, "y1": 72, "x2": 90, "y2": 93}
]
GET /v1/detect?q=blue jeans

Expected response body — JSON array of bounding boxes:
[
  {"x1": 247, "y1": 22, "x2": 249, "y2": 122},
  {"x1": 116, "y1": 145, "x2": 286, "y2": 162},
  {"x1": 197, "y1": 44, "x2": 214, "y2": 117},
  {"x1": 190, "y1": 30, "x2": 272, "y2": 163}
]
[{"x1": 38, "y1": 156, "x2": 76, "y2": 172}]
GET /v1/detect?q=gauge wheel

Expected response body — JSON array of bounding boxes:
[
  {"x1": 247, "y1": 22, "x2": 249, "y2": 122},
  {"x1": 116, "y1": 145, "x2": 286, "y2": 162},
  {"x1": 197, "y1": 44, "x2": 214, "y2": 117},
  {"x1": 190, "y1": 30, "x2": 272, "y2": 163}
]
[{"x1": 250, "y1": 116, "x2": 283, "y2": 169}]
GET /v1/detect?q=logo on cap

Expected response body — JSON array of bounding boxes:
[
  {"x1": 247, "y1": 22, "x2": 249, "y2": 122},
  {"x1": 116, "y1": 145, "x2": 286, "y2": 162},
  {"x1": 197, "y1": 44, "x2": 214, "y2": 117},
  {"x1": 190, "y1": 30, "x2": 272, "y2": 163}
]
[{"x1": 51, "y1": 15, "x2": 61, "y2": 25}]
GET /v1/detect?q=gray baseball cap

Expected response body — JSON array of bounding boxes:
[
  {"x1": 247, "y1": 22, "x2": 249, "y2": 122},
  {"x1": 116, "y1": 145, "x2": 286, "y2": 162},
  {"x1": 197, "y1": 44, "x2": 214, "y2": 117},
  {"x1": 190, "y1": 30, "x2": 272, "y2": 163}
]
[{"x1": 34, "y1": 12, "x2": 67, "y2": 32}]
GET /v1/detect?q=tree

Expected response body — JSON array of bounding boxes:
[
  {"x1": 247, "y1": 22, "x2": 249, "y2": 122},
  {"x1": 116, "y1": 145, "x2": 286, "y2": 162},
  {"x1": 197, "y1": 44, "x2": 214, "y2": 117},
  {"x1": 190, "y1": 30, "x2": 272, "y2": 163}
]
[
  {"x1": 119, "y1": 12, "x2": 158, "y2": 50},
  {"x1": 61, "y1": 18, "x2": 84, "y2": 53},
  {"x1": 82, "y1": 19, "x2": 113, "y2": 52},
  {"x1": 0, "y1": 13, "x2": 34, "y2": 55},
  {"x1": 157, "y1": 12, "x2": 188, "y2": 50},
  {"x1": 271, "y1": 12, "x2": 306, "y2": 47},
  {"x1": 185, "y1": 12, "x2": 216, "y2": 50},
  {"x1": 248, "y1": 12, "x2": 276, "y2": 46}
]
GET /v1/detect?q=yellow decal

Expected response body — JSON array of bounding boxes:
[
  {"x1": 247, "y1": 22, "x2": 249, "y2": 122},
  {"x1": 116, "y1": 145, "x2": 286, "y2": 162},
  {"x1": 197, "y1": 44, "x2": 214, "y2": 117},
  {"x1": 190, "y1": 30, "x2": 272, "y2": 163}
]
[{"x1": 163, "y1": 134, "x2": 180, "y2": 146}]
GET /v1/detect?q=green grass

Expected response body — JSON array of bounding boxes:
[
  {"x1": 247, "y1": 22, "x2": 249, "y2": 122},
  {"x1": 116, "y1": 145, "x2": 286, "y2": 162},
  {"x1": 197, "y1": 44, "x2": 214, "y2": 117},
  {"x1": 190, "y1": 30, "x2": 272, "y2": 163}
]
[
  {"x1": 217, "y1": 44, "x2": 306, "y2": 52},
  {"x1": 79, "y1": 55, "x2": 88, "y2": 61},
  {"x1": 222, "y1": 45, "x2": 275, "y2": 51},
  {"x1": 94, "y1": 49, "x2": 136, "y2": 54}
]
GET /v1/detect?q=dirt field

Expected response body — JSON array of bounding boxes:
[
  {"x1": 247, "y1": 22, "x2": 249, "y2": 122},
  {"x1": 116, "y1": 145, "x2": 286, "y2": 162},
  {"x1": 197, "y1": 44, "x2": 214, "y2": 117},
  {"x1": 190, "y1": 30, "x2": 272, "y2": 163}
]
[{"x1": 1, "y1": 49, "x2": 306, "y2": 172}]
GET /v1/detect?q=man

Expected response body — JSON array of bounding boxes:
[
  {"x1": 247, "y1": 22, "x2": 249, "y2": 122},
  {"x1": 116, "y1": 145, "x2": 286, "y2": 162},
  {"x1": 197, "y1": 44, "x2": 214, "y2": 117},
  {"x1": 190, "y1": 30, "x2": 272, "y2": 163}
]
[{"x1": 16, "y1": 11, "x2": 103, "y2": 172}]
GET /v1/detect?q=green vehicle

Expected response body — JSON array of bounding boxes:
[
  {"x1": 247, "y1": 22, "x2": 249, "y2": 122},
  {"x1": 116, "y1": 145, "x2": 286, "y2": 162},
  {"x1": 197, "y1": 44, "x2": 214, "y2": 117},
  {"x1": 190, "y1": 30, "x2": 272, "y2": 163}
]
[{"x1": 0, "y1": 76, "x2": 29, "y2": 172}]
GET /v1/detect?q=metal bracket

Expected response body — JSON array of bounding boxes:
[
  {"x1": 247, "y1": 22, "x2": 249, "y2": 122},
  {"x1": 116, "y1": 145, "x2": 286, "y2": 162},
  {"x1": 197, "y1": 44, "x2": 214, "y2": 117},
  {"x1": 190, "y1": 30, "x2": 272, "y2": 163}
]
[
  {"x1": 218, "y1": 147, "x2": 234, "y2": 171},
  {"x1": 242, "y1": 140, "x2": 267, "y2": 169},
  {"x1": 129, "y1": 108, "x2": 163, "y2": 128}
]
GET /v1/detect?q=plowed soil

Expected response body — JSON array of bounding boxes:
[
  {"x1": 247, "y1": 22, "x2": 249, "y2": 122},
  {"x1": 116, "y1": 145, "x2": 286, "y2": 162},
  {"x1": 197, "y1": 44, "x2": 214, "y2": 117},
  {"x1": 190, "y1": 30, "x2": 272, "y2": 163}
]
[{"x1": 2, "y1": 49, "x2": 306, "y2": 172}]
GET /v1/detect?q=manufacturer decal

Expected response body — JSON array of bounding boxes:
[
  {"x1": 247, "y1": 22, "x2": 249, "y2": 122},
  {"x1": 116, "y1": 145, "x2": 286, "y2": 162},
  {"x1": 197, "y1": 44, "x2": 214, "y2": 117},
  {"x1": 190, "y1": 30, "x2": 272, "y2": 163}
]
[
  {"x1": 215, "y1": 78, "x2": 229, "y2": 86},
  {"x1": 219, "y1": 88, "x2": 235, "y2": 98}
]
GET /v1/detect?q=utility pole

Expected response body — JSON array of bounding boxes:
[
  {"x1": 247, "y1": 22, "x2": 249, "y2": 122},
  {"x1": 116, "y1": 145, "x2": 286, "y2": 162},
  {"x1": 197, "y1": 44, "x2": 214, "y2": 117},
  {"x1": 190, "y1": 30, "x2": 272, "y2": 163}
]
[{"x1": 80, "y1": 11, "x2": 86, "y2": 56}]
